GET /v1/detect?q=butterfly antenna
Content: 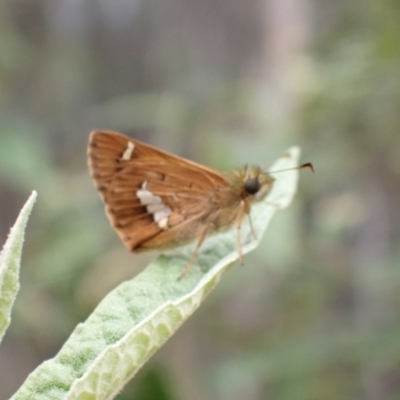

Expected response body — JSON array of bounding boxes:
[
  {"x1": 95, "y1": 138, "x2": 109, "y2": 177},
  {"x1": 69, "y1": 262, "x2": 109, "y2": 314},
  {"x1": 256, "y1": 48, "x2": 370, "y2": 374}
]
[{"x1": 269, "y1": 162, "x2": 314, "y2": 175}]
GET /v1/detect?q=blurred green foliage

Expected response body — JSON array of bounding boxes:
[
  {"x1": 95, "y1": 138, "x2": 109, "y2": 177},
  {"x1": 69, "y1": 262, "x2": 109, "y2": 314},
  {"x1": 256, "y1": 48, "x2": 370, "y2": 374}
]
[{"x1": 1, "y1": 0, "x2": 400, "y2": 399}]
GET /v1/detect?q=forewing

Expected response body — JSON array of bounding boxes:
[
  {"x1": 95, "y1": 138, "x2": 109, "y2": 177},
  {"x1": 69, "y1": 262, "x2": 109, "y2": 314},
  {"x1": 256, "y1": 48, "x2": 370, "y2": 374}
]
[{"x1": 88, "y1": 130, "x2": 230, "y2": 251}]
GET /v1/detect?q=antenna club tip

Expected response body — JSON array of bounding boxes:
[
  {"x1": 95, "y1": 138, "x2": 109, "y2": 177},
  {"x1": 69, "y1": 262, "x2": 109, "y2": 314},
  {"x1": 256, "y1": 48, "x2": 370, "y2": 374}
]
[{"x1": 300, "y1": 162, "x2": 314, "y2": 173}]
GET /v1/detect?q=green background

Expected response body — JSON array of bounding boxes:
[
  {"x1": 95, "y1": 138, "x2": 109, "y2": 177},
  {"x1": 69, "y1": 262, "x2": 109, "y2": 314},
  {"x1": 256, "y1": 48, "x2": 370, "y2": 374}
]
[{"x1": 1, "y1": 1, "x2": 399, "y2": 399}]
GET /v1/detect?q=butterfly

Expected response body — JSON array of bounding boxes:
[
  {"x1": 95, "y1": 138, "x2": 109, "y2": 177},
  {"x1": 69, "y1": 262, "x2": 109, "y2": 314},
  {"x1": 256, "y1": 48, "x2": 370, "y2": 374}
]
[{"x1": 88, "y1": 130, "x2": 312, "y2": 277}]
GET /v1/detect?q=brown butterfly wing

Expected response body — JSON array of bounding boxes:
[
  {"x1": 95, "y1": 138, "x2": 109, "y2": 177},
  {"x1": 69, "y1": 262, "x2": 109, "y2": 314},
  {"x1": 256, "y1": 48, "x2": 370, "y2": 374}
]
[{"x1": 88, "y1": 130, "x2": 233, "y2": 251}]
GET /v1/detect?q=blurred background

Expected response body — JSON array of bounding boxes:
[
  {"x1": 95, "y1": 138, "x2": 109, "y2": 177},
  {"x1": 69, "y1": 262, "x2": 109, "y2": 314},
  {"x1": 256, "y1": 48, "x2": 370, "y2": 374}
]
[{"x1": 1, "y1": 0, "x2": 400, "y2": 399}]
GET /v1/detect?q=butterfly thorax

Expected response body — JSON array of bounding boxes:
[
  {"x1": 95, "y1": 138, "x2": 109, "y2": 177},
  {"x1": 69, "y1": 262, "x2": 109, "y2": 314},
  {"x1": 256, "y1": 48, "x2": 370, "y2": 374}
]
[{"x1": 207, "y1": 166, "x2": 275, "y2": 231}]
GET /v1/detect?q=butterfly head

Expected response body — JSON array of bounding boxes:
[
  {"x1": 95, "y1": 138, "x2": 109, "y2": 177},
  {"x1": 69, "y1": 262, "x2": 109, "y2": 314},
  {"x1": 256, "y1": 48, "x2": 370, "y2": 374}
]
[{"x1": 241, "y1": 166, "x2": 275, "y2": 202}]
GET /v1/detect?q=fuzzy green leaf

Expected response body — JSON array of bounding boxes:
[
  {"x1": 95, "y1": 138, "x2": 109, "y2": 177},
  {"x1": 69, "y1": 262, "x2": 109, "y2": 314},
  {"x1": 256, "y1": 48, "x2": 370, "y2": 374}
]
[
  {"x1": 0, "y1": 191, "x2": 37, "y2": 344},
  {"x1": 11, "y1": 148, "x2": 301, "y2": 400}
]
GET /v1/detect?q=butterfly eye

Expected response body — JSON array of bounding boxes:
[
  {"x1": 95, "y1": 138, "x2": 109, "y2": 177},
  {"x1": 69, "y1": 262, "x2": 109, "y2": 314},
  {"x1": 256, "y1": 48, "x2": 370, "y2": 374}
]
[{"x1": 244, "y1": 177, "x2": 260, "y2": 195}]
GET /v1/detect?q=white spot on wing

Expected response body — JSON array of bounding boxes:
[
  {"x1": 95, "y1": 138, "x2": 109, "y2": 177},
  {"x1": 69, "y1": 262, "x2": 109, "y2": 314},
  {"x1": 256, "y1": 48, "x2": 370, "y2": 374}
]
[
  {"x1": 137, "y1": 181, "x2": 162, "y2": 205},
  {"x1": 137, "y1": 190, "x2": 162, "y2": 205},
  {"x1": 121, "y1": 141, "x2": 135, "y2": 161},
  {"x1": 147, "y1": 203, "x2": 166, "y2": 213},
  {"x1": 154, "y1": 208, "x2": 172, "y2": 222},
  {"x1": 158, "y1": 217, "x2": 169, "y2": 230},
  {"x1": 136, "y1": 181, "x2": 172, "y2": 229}
]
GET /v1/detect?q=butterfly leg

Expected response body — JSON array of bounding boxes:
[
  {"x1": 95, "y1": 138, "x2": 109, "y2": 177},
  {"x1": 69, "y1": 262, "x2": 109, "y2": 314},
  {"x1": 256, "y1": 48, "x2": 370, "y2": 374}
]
[
  {"x1": 236, "y1": 200, "x2": 247, "y2": 265},
  {"x1": 248, "y1": 213, "x2": 258, "y2": 241},
  {"x1": 178, "y1": 225, "x2": 209, "y2": 280}
]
